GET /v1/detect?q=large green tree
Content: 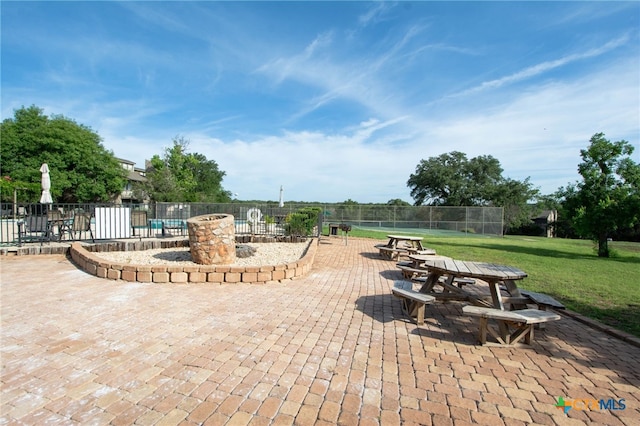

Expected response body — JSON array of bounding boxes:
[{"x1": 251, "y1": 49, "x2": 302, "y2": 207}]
[
  {"x1": 559, "y1": 132, "x2": 640, "y2": 257},
  {"x1": 0, "y1": 105, "x2": 126, "y2": 203},
  {"x1": 141, "y1": 137, "x2": 231, "y2": 203},
  {"x1": 492, "y1": 177, "x2": 540, "y2": 234},
  {"x1": 407, "y1": 151, "x2": 539, "y2": 231},
  {"x1": 407, "y1": 151, "x2": 505, "y2": 206}
]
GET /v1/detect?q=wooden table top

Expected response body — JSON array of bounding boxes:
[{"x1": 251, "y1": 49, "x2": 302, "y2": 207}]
[
  {"x1": 386, "y1": 235, "x2": 423, "y2": 241},
  {"x1": 409, "y1": 254, "x2": 451, "y2": 262},
  {"x1": 422, "y1": 259, "x2": 527, "y2": 281}
]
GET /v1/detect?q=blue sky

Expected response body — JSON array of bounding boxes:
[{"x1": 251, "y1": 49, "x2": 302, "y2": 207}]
[{"x1": 2, "y1": 1, "x2": 639, "y2": 203}]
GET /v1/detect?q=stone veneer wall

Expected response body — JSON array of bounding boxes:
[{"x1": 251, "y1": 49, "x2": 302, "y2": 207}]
[
  {"x1": 187, "y1": 214, "x2": 236, "y2": 265},
  {"x1": 69, "y1": 238, "x2": 317, "y2": 284}
]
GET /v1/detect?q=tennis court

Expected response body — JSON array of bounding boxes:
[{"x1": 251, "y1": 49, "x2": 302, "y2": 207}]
[{"x1": 350, "y1": 224, "x2": 498, "y2": 238}]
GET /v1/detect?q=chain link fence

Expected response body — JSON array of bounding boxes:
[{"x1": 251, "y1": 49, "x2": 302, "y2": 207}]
[
  {"x1": 0, "y1": 202, "x2": 503, "y2": 245},
  {"x1": 317, "y1": 205, "x2": 503, "y2": 236}
]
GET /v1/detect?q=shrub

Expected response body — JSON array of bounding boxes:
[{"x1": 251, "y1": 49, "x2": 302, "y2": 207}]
[{"x1": 285, "y1": 207, "x2": 322, "y2": 236}]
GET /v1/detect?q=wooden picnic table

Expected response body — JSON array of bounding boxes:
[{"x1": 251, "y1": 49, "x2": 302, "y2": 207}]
[
  {"x1": 416, "y1": 258, "x2": 549, "y2": 345},
  {"x1": 392, "y1": 256, "x2": 562, "y2": 345},
  {"x1": 384, "y1": 235, "x2": 424, "y2": 250},
  {"x1": 376, "y1": 235, "x2": 431, "y2": 260},
  {"x1": 418, "y1": 258, "x2": 529, "y2": 310},
  {"x1": 396, "y1": 254, "x2": 449, "y2": 277},
  {"x1": 399, "y1": 254, "x2": 478, "y2": 287}
]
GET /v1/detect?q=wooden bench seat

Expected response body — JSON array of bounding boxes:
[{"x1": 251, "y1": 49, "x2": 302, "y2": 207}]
[
  {"x1": 409, "y1": 249, "x2": 437, "y2": 255},
  {"x1": 412, "y1": 275, "x2": 476, "y2": 288},
  {"x1": 451, "y1": 277, "x2": 476, "y2": 288},
  {"x1": 397, "y1": 265, "x2": 429, "y2": 279},
  {"x1": 520, "y1": 290, "x2": 565, "y2": 310},
  {"x1": 462, "y1": 305, "x2": 561, "y2": 346},
  {"x1": 379, "y1": 246, "x2": 408, "y2": 260},
  {"x1": 392, "y1": 282, "x2": 435, "y2": 325}
]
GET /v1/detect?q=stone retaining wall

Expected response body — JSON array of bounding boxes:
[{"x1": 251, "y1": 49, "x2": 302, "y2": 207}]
[{"x1": 69, "y1": 239, "x2": 317, "y2": 284}]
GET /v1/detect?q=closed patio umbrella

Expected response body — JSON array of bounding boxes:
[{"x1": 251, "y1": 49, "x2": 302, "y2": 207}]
[
  {"x1": 279, "y1": 185, "x2": 284, "y2": 208},
  {"x1": 39, "y1": 163, "x2": 53, "y2": 204}
]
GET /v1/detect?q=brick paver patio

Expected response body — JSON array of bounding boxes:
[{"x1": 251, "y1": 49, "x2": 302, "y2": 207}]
[{"x1": 1, "y1": 237, "x2": 638, "y2": 425}]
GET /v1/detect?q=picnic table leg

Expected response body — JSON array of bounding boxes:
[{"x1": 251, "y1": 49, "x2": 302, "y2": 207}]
[
  {"x1": 487, "y1": 281, "x2": 511, "y2": 341},
  {"x1": 503, "y1": 279, "x2": 528, "y2": 310},
  {"x1": 402, "y1": 299, "x2": 423, "y2": 325},
  {"x1": 414, "y1": 302, "x2": 425, "y2": 326},
  {"x1": 478, "y1": 317, "x2": 488, "y2": 345},
  {"x1": 476, "y1": 317, "x2": 509, "y2": 345},
  {"x1": 419, "y1": 272, "x2": 441, "y2": 294},
  {"x1": 442, "y1": 275, "x2": 456, "y2": 294},
  {"x1": 488, "y1": 281, "x2": 505, "y2": 311},
  {"x1": 525, "y1": 325, "x2": 534, "y2": 344}
]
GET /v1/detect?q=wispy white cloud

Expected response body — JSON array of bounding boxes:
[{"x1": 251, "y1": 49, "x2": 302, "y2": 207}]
[
  {"x1": 367, "y1": 24, "x2": 426, "y2": 72},
  {"x1": 258, "y1": 31, "x2": 334, "y2": 86},
  {"x1": 357, "y1": 1, "x2": 397, "y2": 28},
  {"x1": 118, "y1": 1, "x2": 194, "y2": 35},
  {"x1": 545, "y1": 2, "x2": 638, "y2": 28},
  {"x1": 257, "y1": 21, "x2": 426, "y2": 125},
  {"x1": 451, "y1": 35, "x2": 631, "y2": 97}
]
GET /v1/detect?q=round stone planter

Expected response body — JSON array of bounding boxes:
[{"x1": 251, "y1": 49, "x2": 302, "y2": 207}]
[{"x1": 187, "y1": 214, "x2": 236, "y2": 265}]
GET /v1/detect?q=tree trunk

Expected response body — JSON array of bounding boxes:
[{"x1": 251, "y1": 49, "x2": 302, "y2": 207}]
[{"x1": 597, "y1": 234, "x2": 610, "y2": 257}]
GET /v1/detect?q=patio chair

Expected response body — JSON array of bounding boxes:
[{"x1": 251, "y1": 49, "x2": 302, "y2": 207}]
[
  {"x1": 17, "y1": 215, "x2": 49, "y2": 246},
  {"x1": 46, "y1": 209, "x2": 75, "y2": 241},
  {"x1": 72, "y1": 212, "x2": 95, "y2": 242},
  {"x1": 131, "y1": 210, "x2": 149, "y2": 238},
  {"x1": 47, "y1": 209, "x2": 63, "y2": 221}
]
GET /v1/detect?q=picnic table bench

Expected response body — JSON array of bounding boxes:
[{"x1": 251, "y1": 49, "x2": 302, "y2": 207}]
[
  {"x1": 377, "y1": 246, "x2": 409, "y2": 260},
  {"x1": 462, "y1": 305, "x2": 561, "y2": 345},
  {"x1": 518, "y1": 290, "x2": 565, "y2": 330},
  {"x1": 397, "y1": 264, "x2": 429, "y2": 279},
  {"x1": 407, "y1": 248, "x2": 437, "y2": 255},
  {"x1": 519, "y1": 290, "x2": 565, "y2": 310},
  {"x1": 391, "y1": 281, "x2": 435, "y2": 325}
]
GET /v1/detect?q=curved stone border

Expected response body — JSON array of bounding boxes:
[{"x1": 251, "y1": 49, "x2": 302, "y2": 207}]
[{"x1": 69, "y1": 238, "x2": 317, "y2": 284}]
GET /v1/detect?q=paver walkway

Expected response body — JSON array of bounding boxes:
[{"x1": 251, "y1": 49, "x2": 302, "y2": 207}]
[{"x1": 1, "y1": 237, "x2": 638, "y2": 425}]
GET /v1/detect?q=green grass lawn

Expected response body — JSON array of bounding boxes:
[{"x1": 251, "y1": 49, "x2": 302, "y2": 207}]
[{"x1": 345, "y1": 228, "x2": 640, "y2": 337}]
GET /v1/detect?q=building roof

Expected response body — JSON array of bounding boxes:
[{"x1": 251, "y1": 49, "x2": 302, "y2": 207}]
[
  {"x1": 127, "y1": 170, "x2": 147, "y2": 182},
  {"x1": 116, "y1": 157, "x2": 135, "y2": 165}
]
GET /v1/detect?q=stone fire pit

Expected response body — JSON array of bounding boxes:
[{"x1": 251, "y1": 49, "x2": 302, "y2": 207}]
[{"x1": 187, "y1": 214, "x2": 236, "y2": 264}]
